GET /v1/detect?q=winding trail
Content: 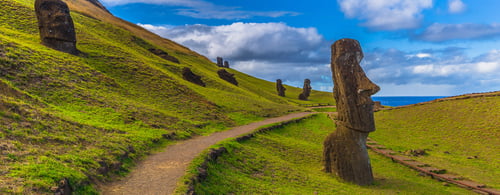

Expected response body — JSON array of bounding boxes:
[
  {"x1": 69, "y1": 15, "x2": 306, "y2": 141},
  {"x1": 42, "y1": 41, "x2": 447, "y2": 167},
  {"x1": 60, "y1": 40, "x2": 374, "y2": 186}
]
[{"x1": 98, "y1": 112, "x2": 313, "y2": 195}]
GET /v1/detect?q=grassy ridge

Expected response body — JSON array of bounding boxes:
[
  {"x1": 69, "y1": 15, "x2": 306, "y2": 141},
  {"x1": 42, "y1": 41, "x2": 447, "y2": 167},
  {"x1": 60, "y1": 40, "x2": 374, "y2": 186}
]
[
  {"x1": 191, "y1": 114, "x2": 473, "y2": 194},
  {"x1": 372, "y1": 94, "x2": 500, "y2": 189},
  {"x1": 0, "y1": 0, "x2": 333, "y2": 193}
]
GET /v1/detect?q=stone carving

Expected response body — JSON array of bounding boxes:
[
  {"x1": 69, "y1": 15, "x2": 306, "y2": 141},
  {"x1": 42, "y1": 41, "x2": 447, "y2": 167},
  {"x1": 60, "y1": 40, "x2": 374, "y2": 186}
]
[
  {"x1": 276, "y1": 79, "x2": 286, "y2": 97},
  {"x1": 182, "y1": 67, "x2": 205, "y2": 87},
  {"x1": 217, "y1": 69, "x2": 238, "y2": 86},
  {"x1": 148, "y1": 48, "x2": 180, "y2": 64},
  {"x1": 298, "y1": 79, "x2": 312, "y2": 100},
  {"x1": 35, "y1": 0, "x2": 78, "y2": 54},
  {"x1": 323, "y1": 38, "x2": 380, "y2": 186},
  {"x1": 216, "y1": 57, "x2": 223, "y2": 67},
  {"x1": 223, "y1": 60, "x2": 230, "y2": 68}
]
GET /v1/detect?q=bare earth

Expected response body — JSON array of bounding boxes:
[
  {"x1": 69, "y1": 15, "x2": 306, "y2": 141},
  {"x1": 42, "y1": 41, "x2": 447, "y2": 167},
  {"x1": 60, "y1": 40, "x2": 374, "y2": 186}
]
[{"x1": 99, "y1": 112, "x2": 313, "y2": 195}]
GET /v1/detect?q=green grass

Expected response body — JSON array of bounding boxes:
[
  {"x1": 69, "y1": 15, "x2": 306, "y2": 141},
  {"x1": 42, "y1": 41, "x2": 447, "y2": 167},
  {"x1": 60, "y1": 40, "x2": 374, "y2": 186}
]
[
  {"x1": 0, "y1": 0, "x2": 334, "y2": 193},
  {"x1": 189, "y1": 114, "x2": 473, "y2": 194},
  {"x1": 372, "y1": 95, "x2": 500, "y2": 189}
]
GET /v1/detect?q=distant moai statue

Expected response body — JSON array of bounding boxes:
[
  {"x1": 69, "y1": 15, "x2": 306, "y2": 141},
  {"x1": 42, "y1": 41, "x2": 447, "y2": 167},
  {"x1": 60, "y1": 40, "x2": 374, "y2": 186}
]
[
  {"x1": 223, "y1": 60, "x2": 230, "y2": 68},
  {"x1": 216, "y1": 57, "x2": 224, "y2": 67},
  {"x1": 182, "y1": 67, "x2": 206, "y2": 87},
  {"x1": 35, "y1": 0, "x2": 78, "y2": 54},
  {"x1": 276, "y1": 79, "x2": 286, "y2": 97},
  {"x1": 217, "y1": 69, "x2": 238, "y2": 86},
  {"x1": 298, "y1": 79, "x2": 312, "y2": 100},
  {"x1": 323, "y1": 38, "x2": 380, "y2": 186}
]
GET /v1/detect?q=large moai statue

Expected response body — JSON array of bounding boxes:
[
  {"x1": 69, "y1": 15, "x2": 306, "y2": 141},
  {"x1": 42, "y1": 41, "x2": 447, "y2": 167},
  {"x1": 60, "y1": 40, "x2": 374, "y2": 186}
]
[
  {"x1": 35, "y1": 0, "x2": 78, "y2": 54},
  {"x1": 216, "y1": 57, "x2": 223, "y2": 67},
  {"x1": 323, "y1": 38, "x2": 380, "y2": 185},
  {"x1": 223, "y1": 60, "x2": 230, "y2": 68},
  {"x1": 298, "y1": 79, "x2": 312, "y2": 100},
  {"x1": 276, "y1": 79, "x2": 286, "y2": 97}
]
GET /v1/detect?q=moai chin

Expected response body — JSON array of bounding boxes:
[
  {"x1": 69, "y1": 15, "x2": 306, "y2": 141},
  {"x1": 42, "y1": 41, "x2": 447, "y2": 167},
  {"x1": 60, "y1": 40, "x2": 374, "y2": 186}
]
[
  {"x1": 276, "y1": 79, "x2": 286, "y2": 97},
  {"x1": 323, "y1": 38, "x2": 380, "y2": 186},
  {"x1": 35, "y1": 0, "x2": 78, "y2": 54}
]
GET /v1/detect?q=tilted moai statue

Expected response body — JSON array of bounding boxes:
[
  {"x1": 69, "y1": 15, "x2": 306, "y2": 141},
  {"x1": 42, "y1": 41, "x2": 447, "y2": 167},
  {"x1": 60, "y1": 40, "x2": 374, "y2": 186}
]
[
  {"x1": 182, "y1": 67, "x2": 206, "y2": 87},
  {"x1": 35, "y1": 0, "x2": 78, "y2": 54},
  {"x1": 323, "y1": 38, "x2": 380, "y2": 185},
  {"x1": 217, "y1": 69, "x2": 238, "y2": 86},
  {"x1": 298, "y1": 79, "x2": 312, "y2": 100},
  {"x1": 216, "y1": 57, "x2": 223, "y2": 67},
  {"x1": 276, "y1": 79, "x2": 286, "y2": 97}
]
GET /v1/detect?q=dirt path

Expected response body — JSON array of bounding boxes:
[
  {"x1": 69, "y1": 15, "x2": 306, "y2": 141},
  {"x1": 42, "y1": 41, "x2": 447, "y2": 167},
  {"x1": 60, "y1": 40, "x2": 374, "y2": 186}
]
[{"x1": 98, "y1": 112, "x2": 313, "y2": 195}]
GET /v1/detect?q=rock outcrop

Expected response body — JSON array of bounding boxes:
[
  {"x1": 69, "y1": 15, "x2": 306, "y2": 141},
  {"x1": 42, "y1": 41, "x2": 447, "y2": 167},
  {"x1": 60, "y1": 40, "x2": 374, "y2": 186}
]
[
  {"x1": 148, "y1": 48, "x2": 180, "y2": 64},
  {"x1": 276, "y1": 79, "x2": 286, "y2": 97},
  {"x1": 182, "y1": 67, "x2": 205, "y2": 87},
  {"x1": 217, "y1": 69, "x2": 238, "y2": 86},
  {"x1": 323, "y1": 38, "x2": 380, "y2": 186},
  {"x1": 35, "y1": 0, "x2": 78, "y2": 54},
  {"x1": 298, "y1": 79, "x2": 312, "y2": 100}
]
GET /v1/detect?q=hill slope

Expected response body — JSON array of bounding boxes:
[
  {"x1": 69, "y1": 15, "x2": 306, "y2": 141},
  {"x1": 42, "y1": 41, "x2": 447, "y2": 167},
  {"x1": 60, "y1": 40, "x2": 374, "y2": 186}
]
[
  {"x1": 0, "y1": 0, "x2": 333, "y2": 193},
  {"x1": 372, "y1": 92, "x2": 500, "y2": 189}
]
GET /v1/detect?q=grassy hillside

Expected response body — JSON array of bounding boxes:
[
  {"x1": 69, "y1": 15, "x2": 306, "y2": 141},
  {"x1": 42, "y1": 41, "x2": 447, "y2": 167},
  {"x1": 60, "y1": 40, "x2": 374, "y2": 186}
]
[
  {"x1": 189, "y1": 114, "x2": 472, "y2": 194},
  {"x1": 0, "y1": 0, "x2": 333, "y2": 193},
  {"x1": 372, "y1": 93, "x2": 500, "y2": 189}
]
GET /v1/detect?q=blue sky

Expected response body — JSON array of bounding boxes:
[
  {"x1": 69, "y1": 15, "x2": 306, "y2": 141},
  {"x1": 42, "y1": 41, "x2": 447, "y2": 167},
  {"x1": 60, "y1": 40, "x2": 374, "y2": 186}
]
[{"x1": 101, "y1": 0, "x2": 500, "y2": 96}]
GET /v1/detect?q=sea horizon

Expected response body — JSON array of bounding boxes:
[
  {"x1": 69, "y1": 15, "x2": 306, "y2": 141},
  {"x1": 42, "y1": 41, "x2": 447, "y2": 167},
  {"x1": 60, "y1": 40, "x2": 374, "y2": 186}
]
[{"x1": 372, "y1": 96, "x2": 447, "y2": 107}]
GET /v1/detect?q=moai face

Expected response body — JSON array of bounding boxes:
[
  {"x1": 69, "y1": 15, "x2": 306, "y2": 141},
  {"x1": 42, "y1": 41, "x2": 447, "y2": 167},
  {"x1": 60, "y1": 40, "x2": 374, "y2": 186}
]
[
  {"x1": 35, "y1": 0, "x2": 76, "y2": 43},
  {"x1": 331, "y1": 39, "x2": 379, "y2": 132}
]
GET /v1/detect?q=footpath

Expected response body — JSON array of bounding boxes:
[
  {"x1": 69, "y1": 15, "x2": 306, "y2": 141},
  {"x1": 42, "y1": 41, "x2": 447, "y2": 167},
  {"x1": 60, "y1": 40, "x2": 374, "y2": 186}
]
[{"x1": 98, "y1": 112, "x2": 313, "y2": 195}]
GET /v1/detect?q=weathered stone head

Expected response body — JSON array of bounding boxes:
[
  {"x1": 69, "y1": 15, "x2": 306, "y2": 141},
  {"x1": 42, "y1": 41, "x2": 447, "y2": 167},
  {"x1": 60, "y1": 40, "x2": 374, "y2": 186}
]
[
  {"x1": 276, "y1": 79, "x2": 286, "y2": 97},
  {"x1": 216, "y1": 57, "x2": 223, "y2": 67},
  {"x1": 217, "y1": 69, "x2": 238, "y2": 86},
  {"x1": 182, "y1": 67, "x2": 205, "y2": 87},
  {"x1": 331, "y1": 38, "x2": 379, "y2": 132},
  {"x1": 35, "y1": 0, "x2": 78, "y2": 54},
  {"x1": 298, "y1": 78, "x2": 312, "y2": 100}
]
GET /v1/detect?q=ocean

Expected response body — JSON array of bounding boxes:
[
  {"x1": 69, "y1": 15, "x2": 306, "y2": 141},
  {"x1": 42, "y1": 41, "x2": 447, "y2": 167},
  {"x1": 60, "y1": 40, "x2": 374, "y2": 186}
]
[{"x1": 372, "y1": 96, "x2": 447, "y2": 107}]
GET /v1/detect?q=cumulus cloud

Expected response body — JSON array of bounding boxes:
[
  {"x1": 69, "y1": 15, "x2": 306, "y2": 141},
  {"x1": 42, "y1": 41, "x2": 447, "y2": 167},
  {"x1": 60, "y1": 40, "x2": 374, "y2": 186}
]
[
  {"x1": 363, "y1": 47, "x2": 500, "y2": 95},
  {"x1": 414, "y1": 23, "x2": 500, "y2": 42},
  {"x1": 139, "y1": 22, "x2": 332, "y2": 90},
  {"x1": 337, "y1": 0, "x2": 433, "y2": 30},
  {"x1": 100, "y1": 0, "x2": 299, "y2": 19},
  {"x1": 448, "y1": 0, "x2": 466, "y2": 13},
  {"x1": 139, "y1": 22, "x2": 327, "y2": 63}
]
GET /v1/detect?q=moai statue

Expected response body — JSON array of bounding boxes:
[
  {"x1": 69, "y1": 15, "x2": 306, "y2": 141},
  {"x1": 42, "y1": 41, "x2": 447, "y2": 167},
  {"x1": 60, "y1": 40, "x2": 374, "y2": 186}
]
[
  {"x1": 223, "y1": 60, "x2": 230, "y2": 68},
  {"x1": 217, "y1": 69, "x2": 238, "y2": 86},
  {"x1": 216, "y1": 57, "x2": 223, "y2": 67},
  {"x1": 298, "y1": 79, "x2": 312, "y2": 100},
  {"x1": 276, "y1": 79, "x2": 286, "y2": 97},
  {"x1": 182, "y1": 67, "x2": 206, "y2": 87},
  {"x1": 35, "y1": 0, "x2": 78, "y2": 54},
  {"x1": 323, "y1": 38, "x2": 380, "y2": 186}
]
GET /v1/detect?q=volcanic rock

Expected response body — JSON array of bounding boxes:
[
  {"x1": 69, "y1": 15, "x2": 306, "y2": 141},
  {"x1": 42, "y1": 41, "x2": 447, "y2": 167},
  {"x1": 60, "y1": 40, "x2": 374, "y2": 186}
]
[
  {"x1": 217, "y1": 69, "x2": 238, "y2": 86},
  {"x1": 323, "y1": 38, "x2": 380, "y2": 186},
  {"x1": 223, "y1": 60, "x2": 230, "y2": 68},
  {"x1": 182, "y1": 67, "x2": 205, "y2": 87},
  {"x1": 35, "y1": 0, "x2": 78, "y2": 54}
]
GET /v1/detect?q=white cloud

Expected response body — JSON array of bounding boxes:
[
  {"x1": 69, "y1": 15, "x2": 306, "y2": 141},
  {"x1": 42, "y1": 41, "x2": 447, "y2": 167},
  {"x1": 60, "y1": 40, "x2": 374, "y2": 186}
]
[
  {"x1": 415, "y1": 23, "x2": 500, "y2": 42},
  {"x1": 139, "y1": 22, "x2": 326, "y2": 62},
  {"x1": 101, "y1": 0, "x2": 299, "y2": 19},
  {"x1": 448, "y1": 0, "x2": 466, "y2": 13},
  {"x1": 337, "y1": 0, "x2": 433, "y2": 30}
]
